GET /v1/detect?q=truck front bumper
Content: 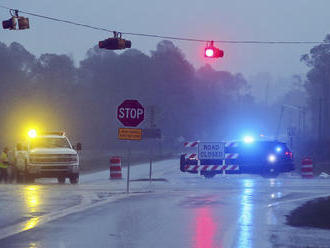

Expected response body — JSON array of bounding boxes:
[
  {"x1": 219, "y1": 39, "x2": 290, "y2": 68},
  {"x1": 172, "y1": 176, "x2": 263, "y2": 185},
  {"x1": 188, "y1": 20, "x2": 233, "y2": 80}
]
[{"x1": 27, "y1": 163, "x2": 79, "y2": 178}]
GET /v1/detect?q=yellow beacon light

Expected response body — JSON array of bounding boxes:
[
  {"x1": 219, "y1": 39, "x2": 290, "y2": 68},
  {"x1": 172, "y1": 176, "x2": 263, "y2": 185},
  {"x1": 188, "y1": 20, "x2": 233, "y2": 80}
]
[{"x1": 28, "y1": 129, "x2": 37, "y2": 138}]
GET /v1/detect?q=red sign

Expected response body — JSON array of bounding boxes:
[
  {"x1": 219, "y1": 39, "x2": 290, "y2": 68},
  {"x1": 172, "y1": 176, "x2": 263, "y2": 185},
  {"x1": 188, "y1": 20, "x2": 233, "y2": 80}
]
[{"x1": 117, "y1": 100, "x2": 144, "y2": 127}]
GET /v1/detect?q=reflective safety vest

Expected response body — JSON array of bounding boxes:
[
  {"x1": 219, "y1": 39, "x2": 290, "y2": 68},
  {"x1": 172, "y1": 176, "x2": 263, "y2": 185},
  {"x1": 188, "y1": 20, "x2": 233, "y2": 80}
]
[{"x1": 0, "y1": 152, "x2": 9, "y2": 168}]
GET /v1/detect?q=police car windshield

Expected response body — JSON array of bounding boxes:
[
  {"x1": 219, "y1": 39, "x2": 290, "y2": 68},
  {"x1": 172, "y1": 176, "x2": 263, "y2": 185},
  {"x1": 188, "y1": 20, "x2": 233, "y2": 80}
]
[{"x1": 30, "y1": 137, "x2": 71, "y2": 149}]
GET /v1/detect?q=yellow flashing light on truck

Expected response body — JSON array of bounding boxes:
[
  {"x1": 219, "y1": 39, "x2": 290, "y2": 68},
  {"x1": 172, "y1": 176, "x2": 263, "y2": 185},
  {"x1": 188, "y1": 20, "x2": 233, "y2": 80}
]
[{"x1": 28, "y1": 129, "x2": 37, "y2": 138}]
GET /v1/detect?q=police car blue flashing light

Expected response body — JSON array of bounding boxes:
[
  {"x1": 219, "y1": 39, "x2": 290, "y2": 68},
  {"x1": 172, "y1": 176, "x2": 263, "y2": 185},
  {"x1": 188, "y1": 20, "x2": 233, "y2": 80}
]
[
  {"x1": 243, "y1": 136, "x2": 255, "y2": 143},
  {"x1": 268, "y1": 154, "x2": 277, "y2": 163},
  {"x1": 275, "y1": 146, "x2": 282, "y2": 153}
]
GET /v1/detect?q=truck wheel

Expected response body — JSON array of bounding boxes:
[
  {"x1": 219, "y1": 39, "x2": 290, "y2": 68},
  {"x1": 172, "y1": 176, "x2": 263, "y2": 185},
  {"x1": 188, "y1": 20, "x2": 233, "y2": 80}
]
[
  {"x1": 69, "y1": 174, "x2": 79, "y2": 184},
  {"x1": 25, "y1": 175, "x2": 35, "y2": 184},
  {"x1": 57, "y1": 177, "x2": 66, "y2": 184}
]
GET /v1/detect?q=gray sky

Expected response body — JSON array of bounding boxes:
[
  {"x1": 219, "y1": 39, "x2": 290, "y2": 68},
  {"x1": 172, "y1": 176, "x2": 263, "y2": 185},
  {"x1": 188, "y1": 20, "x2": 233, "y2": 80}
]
[{"x1": 1, "y1": 0, "x2": 329, "y2": 78}]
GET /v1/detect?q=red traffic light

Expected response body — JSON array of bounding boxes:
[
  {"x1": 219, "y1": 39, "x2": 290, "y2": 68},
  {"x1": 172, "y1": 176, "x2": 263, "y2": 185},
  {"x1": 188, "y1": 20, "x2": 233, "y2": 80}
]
[
  {"x1": 18, "y1": 17, "x2": 30, "y2": 30},
  {"x1": 204, "y1": 41, "x2": 224, "y2": 58},
  {"x1": 205, "y1": 48, "x2": 214, "y2": 57},
  {"x1": 2, "y1": 17, "x2": 17, "y2": 30}
]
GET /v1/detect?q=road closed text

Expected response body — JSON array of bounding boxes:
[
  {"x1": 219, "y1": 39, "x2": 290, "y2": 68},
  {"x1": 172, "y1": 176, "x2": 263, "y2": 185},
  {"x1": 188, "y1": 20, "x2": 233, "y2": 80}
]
[{"x1": 198, "y1": 142, "x2": 225, "y2": 160}]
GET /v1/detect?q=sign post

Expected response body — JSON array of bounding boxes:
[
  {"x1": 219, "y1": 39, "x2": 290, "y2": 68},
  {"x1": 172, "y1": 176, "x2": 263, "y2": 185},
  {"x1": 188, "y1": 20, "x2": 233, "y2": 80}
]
[
  {"x1": 127, "y1": 144, "x2": 130, "y2": 193},
  {"x1": 149, "y1": 144, "x2": 152, "y2": 183},
  {"x1": 117, "y1": 99, "x2": 145, "y2": 193},
  {"x1": 143, "y1": 128, "x2": 161, "y2": 183}
]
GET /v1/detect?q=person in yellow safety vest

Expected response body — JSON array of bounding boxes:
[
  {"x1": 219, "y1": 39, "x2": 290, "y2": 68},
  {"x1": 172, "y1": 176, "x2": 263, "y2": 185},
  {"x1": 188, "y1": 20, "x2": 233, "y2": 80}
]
[{"x1": 0, "y1": 147, "x2": 9, "y2": 183}]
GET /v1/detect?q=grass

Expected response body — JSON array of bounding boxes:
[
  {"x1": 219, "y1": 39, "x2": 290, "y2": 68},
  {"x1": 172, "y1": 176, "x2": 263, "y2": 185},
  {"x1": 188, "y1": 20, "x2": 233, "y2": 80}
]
[{"x1": 286, "y1": 196, "x2": 330, "y2": 229}]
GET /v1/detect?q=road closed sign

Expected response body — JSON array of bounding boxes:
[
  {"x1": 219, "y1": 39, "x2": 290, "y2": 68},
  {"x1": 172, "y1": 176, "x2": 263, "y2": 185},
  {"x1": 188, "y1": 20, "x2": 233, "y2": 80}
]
[
  {"x1": 198, "y1": 142, "x2": 225, "y2": 160},
  {"x1": 117, "y1": 99, "x2": 144, "y2": 127}
]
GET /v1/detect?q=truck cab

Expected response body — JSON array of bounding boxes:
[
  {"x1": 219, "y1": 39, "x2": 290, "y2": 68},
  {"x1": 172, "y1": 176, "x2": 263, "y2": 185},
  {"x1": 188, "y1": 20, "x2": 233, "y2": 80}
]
[{"x1": 14, "y1": 131, "x2": 80, "y2": 184}]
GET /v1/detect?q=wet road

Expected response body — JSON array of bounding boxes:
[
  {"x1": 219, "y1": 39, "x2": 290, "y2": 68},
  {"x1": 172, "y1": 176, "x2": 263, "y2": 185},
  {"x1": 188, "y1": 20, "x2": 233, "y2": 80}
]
[{"x1": 1, "y1": 159, "x2": 330, "y2": 248}]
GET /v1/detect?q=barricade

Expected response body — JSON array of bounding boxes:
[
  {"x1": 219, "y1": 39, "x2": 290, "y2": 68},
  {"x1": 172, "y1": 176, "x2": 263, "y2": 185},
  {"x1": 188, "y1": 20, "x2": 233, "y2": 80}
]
[
  {"x1": 181, "y1": 141, "x2": 240, "y2": 175},
  {"x1": 110, "y1": 156, "x2": 122, "y2": 179},
  {"x1": 301, "y1": 157, "x2": 313, "y2": 178}
]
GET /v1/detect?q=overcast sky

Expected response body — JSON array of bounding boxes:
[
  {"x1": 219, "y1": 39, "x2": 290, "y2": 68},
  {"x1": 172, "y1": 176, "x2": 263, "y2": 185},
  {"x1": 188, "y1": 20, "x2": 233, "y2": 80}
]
[{"x1": 1, "y1": 0, "x2": 329, "y2": 79}]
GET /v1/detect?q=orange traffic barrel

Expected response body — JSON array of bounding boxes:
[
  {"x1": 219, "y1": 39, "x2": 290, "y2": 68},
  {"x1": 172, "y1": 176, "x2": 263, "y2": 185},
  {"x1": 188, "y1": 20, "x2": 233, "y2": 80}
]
[
  {"x1": 110, "y1": 156, "x2": 122, "y2": 179},
  {"x1": 301, "y1": 157, "x2": 313, "y2": 178}
]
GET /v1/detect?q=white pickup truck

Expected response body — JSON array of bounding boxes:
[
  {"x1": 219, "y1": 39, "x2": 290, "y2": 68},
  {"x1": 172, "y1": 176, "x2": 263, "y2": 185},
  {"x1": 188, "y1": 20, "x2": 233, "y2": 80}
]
[{"x1": 11, "y1": 132, "x2": 81, "y2": 184}]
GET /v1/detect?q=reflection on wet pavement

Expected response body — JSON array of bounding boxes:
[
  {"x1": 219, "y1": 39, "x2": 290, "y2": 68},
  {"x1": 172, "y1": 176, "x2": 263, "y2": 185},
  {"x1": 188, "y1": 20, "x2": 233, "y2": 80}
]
[
  {"x1": 194, "y1": 206, "x2": 220, "y2": 248},
  {"x1": 23, "y1": 217, "x2": 40, "y2": 231},
  {"x1": 23, "y1": 185, "x2": 41, "y2": 214},
  {"x1": 237, "y1": 179, "x2": 254, "y2": 248},
  {"x1": 22, "y1": 186, "x2": 42, "y2": 232}
]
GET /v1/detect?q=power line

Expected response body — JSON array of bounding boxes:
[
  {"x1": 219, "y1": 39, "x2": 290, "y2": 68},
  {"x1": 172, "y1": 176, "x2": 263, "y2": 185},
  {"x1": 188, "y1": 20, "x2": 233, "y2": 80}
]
[{"x1": 1, "y1": 5, "x2": 329, "y2": 45}]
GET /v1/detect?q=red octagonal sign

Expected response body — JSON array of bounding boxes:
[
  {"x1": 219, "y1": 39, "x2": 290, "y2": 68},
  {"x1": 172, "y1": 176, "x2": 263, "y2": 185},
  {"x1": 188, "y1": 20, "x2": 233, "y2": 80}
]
[{"x1": 117, "y1": 99, "x2": 144, "y2": 127}]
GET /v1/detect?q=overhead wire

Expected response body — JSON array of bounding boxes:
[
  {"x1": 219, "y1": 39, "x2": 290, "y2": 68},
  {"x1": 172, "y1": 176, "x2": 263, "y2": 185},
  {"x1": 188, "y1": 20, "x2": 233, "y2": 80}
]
[{"x1": 0, "y1": 4, "x2": 329, "y2": 45}]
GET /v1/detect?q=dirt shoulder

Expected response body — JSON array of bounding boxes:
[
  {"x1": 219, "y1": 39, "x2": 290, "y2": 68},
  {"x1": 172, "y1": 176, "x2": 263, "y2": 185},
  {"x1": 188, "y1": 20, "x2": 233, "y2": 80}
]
[{"x1": 286, "y1": 196, "x2": 330, "y2": 229}]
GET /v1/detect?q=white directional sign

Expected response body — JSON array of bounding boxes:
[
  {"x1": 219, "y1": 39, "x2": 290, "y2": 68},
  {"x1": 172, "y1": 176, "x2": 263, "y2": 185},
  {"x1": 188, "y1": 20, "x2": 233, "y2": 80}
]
[{"x1": 198, "y1": 142, "x2": 225, "y2": 160}]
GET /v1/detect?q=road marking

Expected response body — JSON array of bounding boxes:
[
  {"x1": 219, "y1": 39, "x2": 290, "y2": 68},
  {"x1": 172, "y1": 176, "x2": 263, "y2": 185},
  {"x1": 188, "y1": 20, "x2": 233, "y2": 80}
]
[
  {"x1": 267, "y1": 193, "x2": 330, "y2": 208},
  {"x1": 0, "y1": 192, "x2": 149, "y2": 241}
]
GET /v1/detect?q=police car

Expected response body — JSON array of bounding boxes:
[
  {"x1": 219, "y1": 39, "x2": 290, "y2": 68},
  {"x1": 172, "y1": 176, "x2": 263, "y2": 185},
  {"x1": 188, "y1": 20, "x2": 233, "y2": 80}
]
[{"x1": 180, "y1": 138, "x2": 294, "y2": 178}]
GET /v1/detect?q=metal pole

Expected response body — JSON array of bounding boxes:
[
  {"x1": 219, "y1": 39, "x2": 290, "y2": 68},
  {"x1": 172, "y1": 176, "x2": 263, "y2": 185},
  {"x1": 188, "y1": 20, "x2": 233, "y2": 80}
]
[
  {"x1": 276, "y1": 106, "x2": 285, "y2": 139},
  {"x1": 302, "y1": 107, "x2": 306, "y2": 136},
  {"x1": 127, "y1": 144, "x2": 130, "y2": 194},
  {"x1": 318, "y1": 98, "x2": 322, "y2": 143},
  {"x1": 149, "y1": 143, "x2": 152, "y2": 184}
]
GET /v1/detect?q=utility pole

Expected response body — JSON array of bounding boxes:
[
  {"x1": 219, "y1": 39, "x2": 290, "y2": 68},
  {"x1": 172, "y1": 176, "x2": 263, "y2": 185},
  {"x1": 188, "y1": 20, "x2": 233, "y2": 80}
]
[
  {"x1": 275, "y1": 106, "x2": 285, "y2": 140},
  {"x1": 302, "y1": 107, "x2": 306, "y2": 136},
  {"x1": 318, "y1": 98, "x2": 323, "y2": 143},
  {"x1": 265, "y1": 81, "x2": 270, "y2": 106}
]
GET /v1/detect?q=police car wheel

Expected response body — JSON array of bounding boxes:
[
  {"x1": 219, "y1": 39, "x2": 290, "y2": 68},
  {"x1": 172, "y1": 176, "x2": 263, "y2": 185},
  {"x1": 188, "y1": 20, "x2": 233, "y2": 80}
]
[
  {"x1": 262, "y1": 168, "x2": 279, "y2": 178},
  {"x1": 203, "y1": 172, "x2": 216, "y2": 178}
]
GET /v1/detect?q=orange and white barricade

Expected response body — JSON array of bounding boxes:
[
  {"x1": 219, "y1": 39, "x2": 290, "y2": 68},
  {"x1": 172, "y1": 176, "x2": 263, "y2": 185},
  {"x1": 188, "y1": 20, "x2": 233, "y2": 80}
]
[
  {"x1": 110, "y1": 156, "x2": 122, "y2": 179},
  {"x1": 301, "y1": 157, "x2": 313, "y2": 178}
]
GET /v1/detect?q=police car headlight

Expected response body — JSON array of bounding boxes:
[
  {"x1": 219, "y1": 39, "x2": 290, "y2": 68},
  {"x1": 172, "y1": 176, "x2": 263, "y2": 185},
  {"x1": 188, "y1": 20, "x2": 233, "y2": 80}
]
[
  {"x1": 268, "y1": 154, "x2": 277, "y2": 163},
  {"x1": 275, "y1": 146, "x2": 282, "y2": 153}
]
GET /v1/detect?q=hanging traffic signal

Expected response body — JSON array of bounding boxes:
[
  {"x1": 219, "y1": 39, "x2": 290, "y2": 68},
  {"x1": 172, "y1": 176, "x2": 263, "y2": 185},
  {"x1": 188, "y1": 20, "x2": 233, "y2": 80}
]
[
  {"x1": 2, "y1": 10, "x2": 30, "y2": 30},
  {"x1": 99, "y1": 38, "x2": 131, "y2": 50},
  {"x1": 17, "y1": 17, "x2": 30, "y2": 30},
  {"x1": 204, "y1": 41, "x2": 224, "y2": 58},
  {"x1": 99, "y1": 32, "x2": 131, "y2": 50},
  {"x1": 2, "y1": 17, "x2": 17, "y2": 30}
]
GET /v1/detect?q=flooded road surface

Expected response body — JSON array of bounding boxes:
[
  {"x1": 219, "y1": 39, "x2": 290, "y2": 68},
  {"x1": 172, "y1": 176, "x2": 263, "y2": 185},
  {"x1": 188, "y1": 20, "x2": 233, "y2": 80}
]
[{"x1": 1, "y1": 159, "x2": 330, "y2": 248}]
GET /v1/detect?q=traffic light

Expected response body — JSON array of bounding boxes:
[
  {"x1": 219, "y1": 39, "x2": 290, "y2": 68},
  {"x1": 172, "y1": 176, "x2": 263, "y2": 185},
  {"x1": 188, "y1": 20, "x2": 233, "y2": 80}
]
[
  {"x1": 17, "y1": 17, "x2": 30, "y2": 30},
  {"x1": 99, "y1": 37, "x2": 131, "y2": 50},
  {"x1": 2, "y1": 9, "x2": 30, "y2": 30},
  {"x1": 99, "y1": 32, "x2": 131, "y2": 50},
  {"x1": 2, "y1": 17, "x2": 17, "y2": 30},
  {"x1": 204, "y1": 41, "x2": 224, "y2": 58}
]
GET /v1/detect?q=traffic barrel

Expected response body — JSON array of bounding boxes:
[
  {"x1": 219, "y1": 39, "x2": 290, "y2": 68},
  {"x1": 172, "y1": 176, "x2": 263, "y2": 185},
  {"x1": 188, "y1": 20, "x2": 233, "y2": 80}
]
[
  {"x1": 110, "y1": 156, "x2": 122, "y2": 179},
  {"x1": 301, "y1": 157, "x2": 313, "y2": 178}
]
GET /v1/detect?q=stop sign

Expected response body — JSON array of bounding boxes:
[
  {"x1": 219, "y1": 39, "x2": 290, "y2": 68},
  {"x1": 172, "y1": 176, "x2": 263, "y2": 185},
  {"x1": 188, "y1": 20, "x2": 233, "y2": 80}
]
[{"x1": 117, "y1": 99, "x2": 144, "y2": 127}]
